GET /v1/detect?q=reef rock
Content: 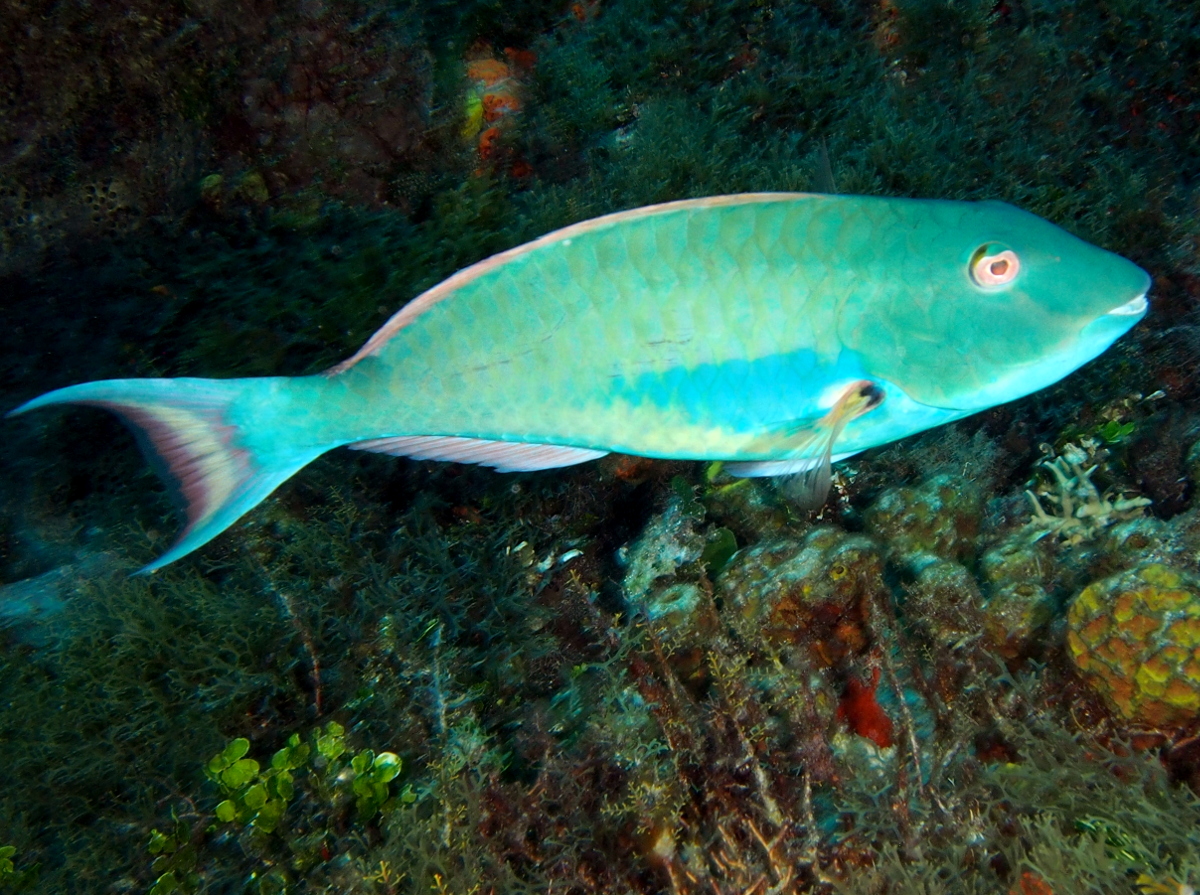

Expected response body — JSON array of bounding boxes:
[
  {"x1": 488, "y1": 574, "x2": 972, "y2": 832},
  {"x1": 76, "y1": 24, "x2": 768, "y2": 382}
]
[
  {"x1": 978, "y1": 534, "x2": 1061, "y2": 659},
  {"x1": 717, "y1": 528, "x2": 886, "y2": 662},
  {"x1": 863, "y1": 473, "x2": 984, "y2": 565}
]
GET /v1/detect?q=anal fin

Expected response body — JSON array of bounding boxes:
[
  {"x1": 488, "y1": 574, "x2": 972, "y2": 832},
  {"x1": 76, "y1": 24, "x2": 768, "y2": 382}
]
[{"x1": 349, "y1": 435, "x2": 607, "y2": 472}]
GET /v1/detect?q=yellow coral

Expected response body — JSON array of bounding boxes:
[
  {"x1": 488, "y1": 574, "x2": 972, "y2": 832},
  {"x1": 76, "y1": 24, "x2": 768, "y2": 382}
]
[{"x1": 1067, "y1": 564, "x2": 1200, "y2": 728}]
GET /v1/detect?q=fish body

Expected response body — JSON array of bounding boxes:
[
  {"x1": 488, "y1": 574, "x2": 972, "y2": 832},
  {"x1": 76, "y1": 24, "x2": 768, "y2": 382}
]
[{"x1": 10, "y1": 193, "x2": 1150, "y2": 571}]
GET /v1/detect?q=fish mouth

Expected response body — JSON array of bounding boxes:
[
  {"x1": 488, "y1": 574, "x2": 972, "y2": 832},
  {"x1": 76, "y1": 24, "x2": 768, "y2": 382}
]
[{"x1": 1107, "y1": 292, "x2": 1148, "y2": 317}]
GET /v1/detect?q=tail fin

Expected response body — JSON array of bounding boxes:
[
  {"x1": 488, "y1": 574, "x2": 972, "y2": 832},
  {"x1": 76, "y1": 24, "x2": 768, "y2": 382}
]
[{"x1": 9, "y1": 377, "x2": 327, "y2": 573}]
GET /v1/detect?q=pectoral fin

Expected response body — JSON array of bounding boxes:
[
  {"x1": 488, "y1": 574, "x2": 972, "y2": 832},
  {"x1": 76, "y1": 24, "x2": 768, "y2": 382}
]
[
  {"x1": 786, "y1": 380, "x2": 883, "y2": 507},
  {"x1": 724, "y1": 454, "x2": 854, "y2": 478},
  {"x1": 730, "y1": 380, "x2": 883, "y2": 508}
]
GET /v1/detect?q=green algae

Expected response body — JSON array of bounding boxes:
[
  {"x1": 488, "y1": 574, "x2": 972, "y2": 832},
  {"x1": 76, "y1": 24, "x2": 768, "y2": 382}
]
[{"x1": 0, "y1": 563, "x2": 304, "y2": 888}]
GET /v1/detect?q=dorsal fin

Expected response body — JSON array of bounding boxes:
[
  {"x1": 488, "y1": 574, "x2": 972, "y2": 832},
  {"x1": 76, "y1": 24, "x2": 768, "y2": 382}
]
[
  {"x1": 326, "y1": 193, "x2": 823, "y2": 375},
  {"x1": 814, "y1": 138, "x2": 838, "y2": 194},
  {"x1": 348, "y1": 435, "x2": 607, "y2": 472}
]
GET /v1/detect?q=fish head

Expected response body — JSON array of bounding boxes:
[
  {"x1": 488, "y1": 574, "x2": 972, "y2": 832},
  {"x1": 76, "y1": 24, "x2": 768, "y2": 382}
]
[{"x1": 838, "y1": 198, "x2": 1150, "y2": 412}]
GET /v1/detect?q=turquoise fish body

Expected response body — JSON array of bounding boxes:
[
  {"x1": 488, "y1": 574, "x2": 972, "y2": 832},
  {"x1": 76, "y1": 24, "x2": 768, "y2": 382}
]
[{"x1": 10, "y1": 193, "x2": 1150, "y2": 571}]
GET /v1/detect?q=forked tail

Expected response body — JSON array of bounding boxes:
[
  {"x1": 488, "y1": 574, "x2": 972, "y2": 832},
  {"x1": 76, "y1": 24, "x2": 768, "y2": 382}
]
[{"x1": 8, "y1": 377, "x2": 332, "y2": 573}]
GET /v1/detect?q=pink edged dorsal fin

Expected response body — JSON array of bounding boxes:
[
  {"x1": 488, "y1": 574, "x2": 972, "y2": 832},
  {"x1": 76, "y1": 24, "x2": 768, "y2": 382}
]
[
  {"x1": 326, "y1": 193, "x2": 820, "y2": 375},
  {"x1": 348, "y1": 435, "x2": 608, "y2": 472}
]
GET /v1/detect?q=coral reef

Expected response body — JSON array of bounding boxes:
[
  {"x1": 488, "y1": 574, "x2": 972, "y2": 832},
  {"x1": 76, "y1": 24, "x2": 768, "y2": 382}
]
[
  {"x1": 1025, "y1": 442, "x2": 1152, "y2": 544},
  {"x1": 1068, "y1": 564, "x2": 1200, "y2": 728},
  {"x1": 461, "y1": 45, "x2": 536, "y2": 177},
  {"x1": 3, "y1": 0, "x2": 1200, "y2": 892}
]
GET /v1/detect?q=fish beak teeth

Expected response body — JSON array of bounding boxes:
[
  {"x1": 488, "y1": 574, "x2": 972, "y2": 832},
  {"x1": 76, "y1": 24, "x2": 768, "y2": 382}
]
[{"x1": 1108, "y1": 293, "x2": 1148, "y2": 316}]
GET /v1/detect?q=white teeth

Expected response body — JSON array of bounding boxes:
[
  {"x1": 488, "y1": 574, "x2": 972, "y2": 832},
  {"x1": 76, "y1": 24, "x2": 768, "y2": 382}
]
[{"x1": 1109, "y1": 294, "x2": 1148, "y2": 316}]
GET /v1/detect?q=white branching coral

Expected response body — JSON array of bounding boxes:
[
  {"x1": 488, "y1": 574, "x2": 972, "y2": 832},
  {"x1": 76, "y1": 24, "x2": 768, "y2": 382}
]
[{"x1": 1024, "y1": 442, "x2": 1151, "y2": 543}]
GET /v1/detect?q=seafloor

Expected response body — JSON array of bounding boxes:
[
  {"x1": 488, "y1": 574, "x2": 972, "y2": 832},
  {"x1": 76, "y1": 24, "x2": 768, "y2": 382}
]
[{"x1": 1, "y1": 1, "x2": 1199, "y2": 893}]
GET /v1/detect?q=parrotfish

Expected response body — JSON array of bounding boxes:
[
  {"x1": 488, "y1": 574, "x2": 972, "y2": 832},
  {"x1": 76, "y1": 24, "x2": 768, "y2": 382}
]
[{"x1": 10, "y1": 193, "x2": 1150, "y2": 572}]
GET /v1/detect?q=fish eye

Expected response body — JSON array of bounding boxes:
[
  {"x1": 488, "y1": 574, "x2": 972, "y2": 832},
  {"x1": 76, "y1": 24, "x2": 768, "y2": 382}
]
[{"x1": 970, "y1": 244, "x2": 1020, "y2": 287}]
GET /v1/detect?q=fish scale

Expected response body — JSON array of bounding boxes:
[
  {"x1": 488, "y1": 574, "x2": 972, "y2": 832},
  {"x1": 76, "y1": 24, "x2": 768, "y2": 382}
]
[
  {"x1": 383, "y1": 203, "x2": 796, "y2": 447},
  {"x1": 9, "y1": 192, "x2": 1150, "y2": 571}
]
